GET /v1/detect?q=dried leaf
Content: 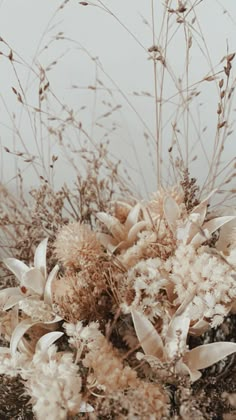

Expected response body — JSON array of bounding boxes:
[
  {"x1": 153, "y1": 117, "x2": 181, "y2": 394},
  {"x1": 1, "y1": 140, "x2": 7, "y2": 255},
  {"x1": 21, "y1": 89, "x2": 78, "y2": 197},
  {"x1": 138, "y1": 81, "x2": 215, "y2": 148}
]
[
  {"x1": 44, "y1": 264, "x2": 60, "y2": 305},
  {"x1": 184, "y1": 342, "x2": 236, "y2": 372},
  {"x1": 10, "y1": 319, "x2": 37, "y2": 355},
  {"x1": 34, "y1": 238, "x2": 48, "y2": 277},
  {"x1": 36, "y1": 331, "x2": 64, "y2": 352},
  {"x1": 3, "y1": 258, "x2": 29, "y2": 283},
  {"x1": 163, "y1": 196, "x2": 180, "y2": 229},
  {"x1": 131, "y1": 309, "x2": 164, "y2": 359}
]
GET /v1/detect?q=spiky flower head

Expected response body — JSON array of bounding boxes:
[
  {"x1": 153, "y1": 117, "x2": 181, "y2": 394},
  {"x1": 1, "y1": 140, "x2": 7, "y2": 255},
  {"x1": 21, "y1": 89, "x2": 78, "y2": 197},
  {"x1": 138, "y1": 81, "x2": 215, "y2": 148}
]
[{"x1": 54, "y1": 222, "x2": 102, "y2": 271}]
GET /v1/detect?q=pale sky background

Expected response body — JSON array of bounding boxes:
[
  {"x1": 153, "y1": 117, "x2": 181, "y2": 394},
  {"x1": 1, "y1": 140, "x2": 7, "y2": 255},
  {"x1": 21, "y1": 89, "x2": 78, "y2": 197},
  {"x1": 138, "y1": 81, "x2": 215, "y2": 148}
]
[{"x1": 0, "y1": 0, "x2": 236, "y2": 199}]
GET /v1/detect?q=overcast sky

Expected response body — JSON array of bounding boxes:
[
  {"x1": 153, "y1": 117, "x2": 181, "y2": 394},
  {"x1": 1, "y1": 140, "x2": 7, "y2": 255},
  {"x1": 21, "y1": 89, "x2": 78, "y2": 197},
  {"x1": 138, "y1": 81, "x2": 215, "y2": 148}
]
[{"x1": 1, "y1": 0, "x2": 236, "y2": 198}]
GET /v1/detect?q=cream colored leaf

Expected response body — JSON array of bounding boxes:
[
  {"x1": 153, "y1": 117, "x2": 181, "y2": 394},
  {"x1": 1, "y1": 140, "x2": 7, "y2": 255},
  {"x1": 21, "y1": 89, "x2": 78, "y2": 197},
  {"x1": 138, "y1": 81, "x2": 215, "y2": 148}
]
[
  {"x1": 165, "y1": 307, "x2": 190, "y2": 359},
  {"x1": 34, "y1": 238, "x2": 48, "y2": 277},
  {"x1": 191, "y1": 216, "x2": 236, "y2": 247},
  {"x1": 0, "y1": 287, "x2": 21, "y2": 309},
  {"x1": 96, "y1": 232, "x2": 118, "y2": 252},
  {"x1": 80, "y1": 402, "x2": 94, "y2": 413},
  {"x1": 131, "y1": 309, "x2": 164, "y2": 359},
  {"x1": 3, "y1": 294, "x2": 23, "y2": 311},
  {"x1": 125, "y1": 203, "x2": 140, "y2": 230},
  {"x1": 3, "y1": 258, "x2": 29, "y2": 283},
  {"x1": 189, "y1": 319, "x2": 209, "y2": 336},
  {"x1": 44, "y1": 264, "x2": 59, "y2": 305},
  {"x1": 10, "y1": 319, "x2": 37, "y2": 355},
  {"x1": 127, "y1": 221, "x2": 147, "y2": 243},
  {"x1": 184, "y1": 342, "x2": 236, "y2": 371},
  {"x1": 163, "y1": 196, "x2": 180, "y2": 229},
  {"x1": 36, "y1": 331, "x2": 64, "y2": 352},
  {"x1": 23, "y1": 268, "x2": 46, "y2": 296}
]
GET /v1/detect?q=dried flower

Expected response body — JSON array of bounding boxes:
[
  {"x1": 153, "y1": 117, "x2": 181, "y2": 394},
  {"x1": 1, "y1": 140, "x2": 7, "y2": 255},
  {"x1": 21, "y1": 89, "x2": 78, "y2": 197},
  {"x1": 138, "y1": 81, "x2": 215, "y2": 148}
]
[{"x1": 54, "y1": 222, "x2": 102, "y2": 271}]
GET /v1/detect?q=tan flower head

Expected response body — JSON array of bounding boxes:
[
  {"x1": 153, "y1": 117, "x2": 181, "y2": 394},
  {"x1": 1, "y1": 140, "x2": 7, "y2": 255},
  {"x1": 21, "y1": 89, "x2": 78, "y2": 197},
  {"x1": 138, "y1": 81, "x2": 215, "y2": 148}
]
[{"x1": 54, "y1": 222, "x2": 102, "y2": 271}]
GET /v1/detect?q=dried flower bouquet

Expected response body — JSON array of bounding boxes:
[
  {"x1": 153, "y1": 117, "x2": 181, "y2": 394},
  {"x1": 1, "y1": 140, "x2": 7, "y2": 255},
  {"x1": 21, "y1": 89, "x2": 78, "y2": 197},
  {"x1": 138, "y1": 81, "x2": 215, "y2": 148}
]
[{"x1": 1, "y1": 182, "x2": 236, "y2": 418}]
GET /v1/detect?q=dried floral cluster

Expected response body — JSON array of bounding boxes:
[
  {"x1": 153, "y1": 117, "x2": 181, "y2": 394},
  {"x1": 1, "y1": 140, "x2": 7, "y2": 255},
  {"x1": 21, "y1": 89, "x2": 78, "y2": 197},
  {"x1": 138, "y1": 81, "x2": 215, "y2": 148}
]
[{"x1": 1, "y1": 183, "x2": 236, "y2": 418}]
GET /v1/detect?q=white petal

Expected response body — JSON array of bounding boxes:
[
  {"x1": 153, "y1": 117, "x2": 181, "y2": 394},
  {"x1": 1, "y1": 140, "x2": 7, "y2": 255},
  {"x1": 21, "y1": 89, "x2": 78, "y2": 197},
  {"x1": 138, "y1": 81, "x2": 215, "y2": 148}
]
[
  {"x1": 23, "y1": 268, "x2": 46, "y2": 296},
  {"x1": 44, "y1": 264, "x2": 60, "y2": 305},
  {"x1": 96, "y1": 212, "x2": 117, "y2": 230},
  {"x1": 163, "y1": 196, "x2": 180, "y2": 229},
  {"x1": 10, "y1": 319, "x2": 37, "y2": 355},
  {"x1": 192, "y1": 189, "x2": 217, "y2": 215},
  {"x1": 34, "y1": 238, "x2": 48, "y2": 277},
  {"x1": 131, "y1": 309, "x2": 164, "y2": 359},
  {"x1": 125, "y1": 203, "x2": 140, "y2": 230},
  {"x1": 3, "y1": 294, "x2": 23, "y2": 311},
  {"x1": 36, "y1": 331, "x2": 64, "y2": 352},
  {"x1": 165, "y1": 307, "x2": 190, "y2": 359},
  {"x1": 175, "y1": 359, "x2": 202, "y2": 382},
  {"x1": 176, "y1": 221, "x2": 192, "y2": 244},
  {"x1": 18, "y1": 337, "x2": 35, "y2": 356},
  {"x1": 184, "y1": 342, "x2": 236, "y2": 372},
  {"x1": 127, "y1": 221, "x2": 147, "y2": 243},
  {"x1": 0, "y1": 287, "x2": 21, "y2": 308},
  {"x1": 216, "y1": 217, "x2": 236, "y2": 252},
  {"x1": 0, "y1": 347, "x2": 10, "y2": 354},
  {"x1": 3, "y1": 258, "x2": 29, "y2": 283},
  {"x1": 96, "y1": 232, "x2": 118, "y2": 252},
  {"x1": 80, "y1": 402, "x2": 94, "y2": 413},
  {"x1": 189, "y1": 319, "x2": 209, "y2": 336},
  {"x1": 191, "y1": 216, "x2": 236, "y2": 247}
]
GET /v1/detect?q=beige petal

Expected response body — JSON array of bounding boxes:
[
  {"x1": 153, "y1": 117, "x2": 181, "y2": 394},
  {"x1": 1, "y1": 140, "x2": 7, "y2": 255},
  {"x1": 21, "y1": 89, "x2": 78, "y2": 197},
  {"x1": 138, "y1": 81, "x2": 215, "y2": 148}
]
[
  {"x1": 163, "y1": 196, "x2": 180, "y2": 230},
  {"x1": 131, "y1": 308, "x2": 164, "y2": 359},
  {"x1": 191, "y1": 215, "x2": 236, "y2": 248},
  {"x1": 125, "y1": 203, "x2": 141, "y2": 230},
  {"x1": 184, "y1": 342, "x2": 236, "y2": 372},
  {"x1": 34, "y1": 238, "x2": 48, "y2": 278},
  {"x1": 165, "y1": 306, "x2": 190, "y2": 359},
  {"x1": 127, "y1": 221, "x2": 147, "y2": 243}
]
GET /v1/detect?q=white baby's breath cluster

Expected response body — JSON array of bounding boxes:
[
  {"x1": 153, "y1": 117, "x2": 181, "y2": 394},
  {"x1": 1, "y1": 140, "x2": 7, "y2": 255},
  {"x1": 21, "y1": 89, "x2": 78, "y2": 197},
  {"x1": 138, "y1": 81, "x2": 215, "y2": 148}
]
[{"x1": 1, "y1": 185, "x2": 236, "y2": 417}]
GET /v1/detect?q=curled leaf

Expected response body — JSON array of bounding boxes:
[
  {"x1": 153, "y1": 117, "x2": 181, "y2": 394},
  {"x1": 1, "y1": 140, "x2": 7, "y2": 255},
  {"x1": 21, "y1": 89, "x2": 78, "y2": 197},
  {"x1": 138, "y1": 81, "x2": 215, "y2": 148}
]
[
  {"x1": 36, "y1": 331, "x2": 64, "y2": 352},
  {"x1": 3, "y1": 258, "x2": 29, "y2": 283}
]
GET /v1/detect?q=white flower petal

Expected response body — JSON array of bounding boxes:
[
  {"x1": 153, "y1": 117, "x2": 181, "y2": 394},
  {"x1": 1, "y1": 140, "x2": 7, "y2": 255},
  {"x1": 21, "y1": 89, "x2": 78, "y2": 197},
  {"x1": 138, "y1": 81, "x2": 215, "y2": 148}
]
[
  {"x1": 184, "y1": 342, "x2": 236, "y2": 372},
  {"x1": 10, "y1": 319, "x2": 37, "y2": 355},
  {"x1": 23, "y1": 268, "x2": 46, "y2": 296},
  {"x1": 3, "y1": 258, "x2": 29, "y2": 283},
  {"x1": 80, "y1": 402, "x2": 94, "y2": 413},
  {"x1": 44, "y1": 264, "x2": 60, "y2": 305},
  {"x1": 96, "y1": 232, "x2": 118, "y2": 252},
  {"x1": 125, "y1": 203, "x2": 140, "y2": 230},
  {"x1": 175, "y1": 359, "x2": 202, "y2": 382},
  {"x1": 36, "y1": 331, "x2": 64, "y2": 352},
  {"x1": 34, "y1": 238, "x2": 48, "y2": 277},
  {"x1": 0, "y1": 347, "x2": 10, "y2": 354},
  {"x1": 192, "y1": 189, "x2": 217, "y2": 216},
  {"x1": 127, "y1": 221, "x2": 147, "y2": 243},
  {"x1": 165, "y1": 307, "x2": 190, "y2": 359},
  {"x1": 131, "y1": 309, "x2": 164, "y2": 359},
  {"x1": 191, "y1": 216, "x2": 236, "y2": 247},
  {"x1": 163, "y1": 196, "x2": 180, "y2": 229},
  {"x1": 189, "y1": 319, "x2": 209, "y2": 336},
  {"x1": 0, "y1": 287, "x2": 21, "y2": 308},
  {"x1": 3, "y1": 294, "x2": 23, "y2": 311}
]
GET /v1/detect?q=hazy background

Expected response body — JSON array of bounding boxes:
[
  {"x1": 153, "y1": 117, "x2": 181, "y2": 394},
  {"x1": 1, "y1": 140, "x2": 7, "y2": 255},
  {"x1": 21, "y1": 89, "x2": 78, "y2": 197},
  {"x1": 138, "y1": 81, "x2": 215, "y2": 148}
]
[{"x1": 0, "y1": 0, "x2": 236, "y2": 198}]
